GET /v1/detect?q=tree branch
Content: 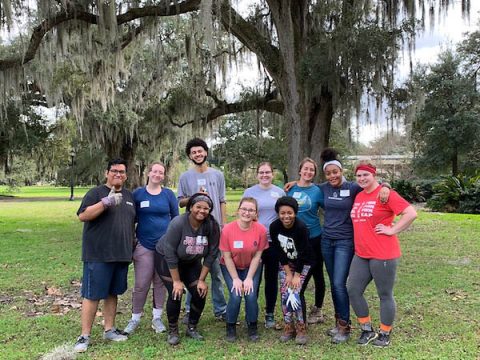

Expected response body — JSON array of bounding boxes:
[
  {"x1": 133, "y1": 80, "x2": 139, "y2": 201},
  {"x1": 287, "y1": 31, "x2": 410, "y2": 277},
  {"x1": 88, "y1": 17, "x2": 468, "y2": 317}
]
[{"x1": 0, "y1": 1, "x2": 202, "y2": 70}]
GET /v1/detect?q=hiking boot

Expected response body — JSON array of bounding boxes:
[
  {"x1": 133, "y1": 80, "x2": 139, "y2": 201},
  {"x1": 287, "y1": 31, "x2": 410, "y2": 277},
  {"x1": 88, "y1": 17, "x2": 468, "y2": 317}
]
[
  {"x1": 181, "y1": 311, "x2": 190, "y2": 325},
  {"x1": 295, "y1": 322, "x2": 308, "y2": 345},
  {"x1": 103, "y1": 328, "x2": 128, "y2": 342},
  {"x1": 74, "y1": 335, "x2": 90, "y2": 353},
  {"x1": 373, "y1": 331, "x2": 391, "y2": 347},
  {"x1": 332, "y1": 320, "x2": 351, "y2": 344},
  {"x1": 167, "y1": 322, "x2": 180, "y2": 346},
  {"x1": 226, "y1": 323, "x2": 237, "y2": 342},
  {"x1": 279, "y1": 322, "x2": 295, "y2": 342},
  {"x1": 186, "y1": 324, "x2": 204, "y2": 341},
  {"x1": 265, "y1": 313, "x2": 275, "y2": 329},
  {"x1": 307, "y1": 306, "x2": 325, "y2": 324},
  {"x1": 151, "y1": 318, "x2": 166, "y2": 333},
  {"x1": 326, "y1": 313, "x2": 340, "y2": 337},
  {"x1": 357, "y1": 323, "x2": 377, "y2": 345},
  {"x1": 123, "y1": 319, "x2": 140, "y2": 335},
  {"x1": 247, "y1": 322, "x2": 259, "y2": 342}
]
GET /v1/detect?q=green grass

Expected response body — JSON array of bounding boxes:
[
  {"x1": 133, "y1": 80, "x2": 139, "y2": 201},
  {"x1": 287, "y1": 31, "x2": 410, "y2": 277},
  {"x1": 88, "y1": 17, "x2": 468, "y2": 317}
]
[
  {"x1": 0, "y1": 185, "x2": 91, "y2": 198},
  {"x1": 0, "y1": 194, "x2": 479, "y2": 359}
]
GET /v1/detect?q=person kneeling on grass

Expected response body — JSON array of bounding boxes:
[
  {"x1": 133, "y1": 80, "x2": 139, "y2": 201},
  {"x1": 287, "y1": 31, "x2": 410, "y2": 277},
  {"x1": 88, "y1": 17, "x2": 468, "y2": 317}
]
[
  {"x1": 270, "y1": 196, "x2": 316, "y2": 345},
  {"x1": 154, "y1": 193, "x2": 220, "y2": 346},
  {"x1": 220, "y1": 197, "x2": 268, "y2": 342}
]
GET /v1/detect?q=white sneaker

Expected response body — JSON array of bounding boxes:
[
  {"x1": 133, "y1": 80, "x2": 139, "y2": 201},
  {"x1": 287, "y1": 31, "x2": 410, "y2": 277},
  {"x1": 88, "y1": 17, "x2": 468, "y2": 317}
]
[
  {"x1": 123, "y1": 319, "x2": 140, "y2": 335},
  {"x1": 152, "y1": 318, "x2": 166, "y2": 333},
  {"x1": 103, "y1": 328, "x2": 128, "y2": 342},
  {"x1": 74, "y1": 335, "x2": 90, "y2": 352}
]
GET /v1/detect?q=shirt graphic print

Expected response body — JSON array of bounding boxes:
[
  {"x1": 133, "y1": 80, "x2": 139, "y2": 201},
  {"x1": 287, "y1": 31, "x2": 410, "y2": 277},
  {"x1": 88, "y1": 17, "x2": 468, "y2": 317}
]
[{"x1": 277, "y1": 234, "x2": 298, "y2": 260}]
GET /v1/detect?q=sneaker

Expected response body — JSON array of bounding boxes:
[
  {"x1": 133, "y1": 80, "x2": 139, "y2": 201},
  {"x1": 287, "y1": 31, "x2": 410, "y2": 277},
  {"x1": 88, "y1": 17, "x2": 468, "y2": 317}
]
[
  {"x1": 373, "y1": 331, "x2": 390, "y2": 347},
  {"x1": 357, "y1": 330, "x2": 377, "y2": 345},
  {"x1": 265, "y1": 313, "x2": 275, "y2": 329},
  {"x1": 181, "y1": 311, "x2": 190, "y2": 325},
  {"x1": 186, "y1": 324, "x2": 204, "y2": 341},
  {"x1": 74, "y1": 335, "x2": 90, "y2": 353},
  {"x1": 123, "y1": 319, "x2": 140, "y2": 335},
  {"x1": 214, "y1": 312, "x2": 227, "y2": 322},
  {"x1": 103, "y1": 328, "x2": 128, "y2": 342},
  {"x1": 307, "y1": 306, "x2": 325, "y2": 324},
  {"x1": 151, "y1": 318, "x2": 166, "y2": 333}
]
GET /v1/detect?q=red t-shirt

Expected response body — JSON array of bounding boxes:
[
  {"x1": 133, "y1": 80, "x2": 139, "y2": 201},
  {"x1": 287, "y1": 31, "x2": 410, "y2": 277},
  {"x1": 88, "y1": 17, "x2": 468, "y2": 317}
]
[
  {"x1": 350, "y1": 186, "x2": 410, "y2": 260},
  {"x1": 220, "y1": 221, "x2": 268, "y2": 269}
]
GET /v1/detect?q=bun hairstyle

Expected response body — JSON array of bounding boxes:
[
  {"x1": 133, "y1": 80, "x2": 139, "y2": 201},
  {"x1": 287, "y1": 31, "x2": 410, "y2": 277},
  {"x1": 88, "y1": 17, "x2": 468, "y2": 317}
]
[
  {"x1": 320, "y1": 148, "x2": 339, "y2": 163},
  {"x1": 320, "y1": 148, "x2": 343, "y2": 171}
]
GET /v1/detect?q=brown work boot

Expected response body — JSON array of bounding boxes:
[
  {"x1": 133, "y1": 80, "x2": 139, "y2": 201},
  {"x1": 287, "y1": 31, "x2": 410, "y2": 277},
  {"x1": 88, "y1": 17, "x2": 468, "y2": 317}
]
[
  {"x1": 307, "y1": 305, "x2": 325, "y2": 324},
  {"x1": 332, "y1": 319, "x2": 351, "y2": 344},
  {"x1": 295, "y1": 322, "x2": 308, "y2": 345},
  {"x1": 327, "y1": 313, "x2": 340, "y2": 337},
  {"x1": 279, "y1": 322, "x2": 295, "y2": 342}
]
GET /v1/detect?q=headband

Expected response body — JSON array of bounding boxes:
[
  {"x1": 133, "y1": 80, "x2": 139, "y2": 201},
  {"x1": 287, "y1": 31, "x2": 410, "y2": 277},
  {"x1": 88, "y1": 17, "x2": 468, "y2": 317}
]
[
  {"x1": 323, "y1": 160, "x2": 343, "y2": 171},
  {"x1": 355, "y1": 164, "x2": 376, "y2": 175},
  {"x1": 190, "y1": 194, "x2": 213, "y2": 210}
]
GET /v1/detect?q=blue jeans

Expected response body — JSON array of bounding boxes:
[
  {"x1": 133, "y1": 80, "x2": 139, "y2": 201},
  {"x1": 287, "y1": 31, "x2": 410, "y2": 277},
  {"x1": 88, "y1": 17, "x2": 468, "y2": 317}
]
[
  {"x1": 321, "y1": 237, "x2": 354, "y2": 322},
  {"x1": 221, "y1": 264, "x2": 261, "y2": 324},
  {"x1": 185, "y1": 257, "x2": 227, "y2": 316}
]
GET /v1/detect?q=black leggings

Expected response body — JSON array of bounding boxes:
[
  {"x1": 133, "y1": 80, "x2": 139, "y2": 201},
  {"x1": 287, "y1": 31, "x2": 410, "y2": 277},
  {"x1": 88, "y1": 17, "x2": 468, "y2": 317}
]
[
  {"x1": 303, "y1": 235, "x2": 325, "y2": 308},
  {"x1": 154, "y1": 252, "x2": 206, "y2": 325},
  {"x1": 257, "y1": 245, "x2": 279, "y2": 314}
]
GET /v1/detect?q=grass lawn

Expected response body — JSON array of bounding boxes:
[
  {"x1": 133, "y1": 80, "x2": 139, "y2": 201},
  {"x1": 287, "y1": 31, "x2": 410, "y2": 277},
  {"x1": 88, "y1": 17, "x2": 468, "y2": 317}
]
[
  {"x1": 0, "y1": 193, "x2": 478, "y2": 359},
  {"x1": 0, "y1": 186, "x2": 91, "y2": 199}
]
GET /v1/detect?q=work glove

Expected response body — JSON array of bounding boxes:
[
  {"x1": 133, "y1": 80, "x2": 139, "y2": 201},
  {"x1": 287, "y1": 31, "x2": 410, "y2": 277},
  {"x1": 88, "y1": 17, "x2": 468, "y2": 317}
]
[
  {"x1": 286, "y1": 288, "x2": 301, "y2": 312},
  {"x1": 101, "y1": 188, "x2": 123, "y2": 208}
]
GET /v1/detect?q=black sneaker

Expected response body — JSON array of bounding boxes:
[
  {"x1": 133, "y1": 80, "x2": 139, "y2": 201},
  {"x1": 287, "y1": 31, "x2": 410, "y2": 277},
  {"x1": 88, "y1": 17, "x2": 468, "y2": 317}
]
[
  {"x1": 373, "y1": 332, "x2": 390, "y2": 347},
  {"x1": 186, "y1": 325, "x2": 204, "y2": 341},
  {"x1": 357, "y1": 330, "x2": 377, "y2": 345}
]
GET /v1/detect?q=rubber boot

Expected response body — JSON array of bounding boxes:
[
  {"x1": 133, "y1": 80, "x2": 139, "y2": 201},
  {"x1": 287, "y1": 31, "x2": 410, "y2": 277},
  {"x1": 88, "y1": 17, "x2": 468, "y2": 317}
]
[
  {"x1": 247, "y1": 322, "x2": 259, "y2": 342},
  {"x1": 225, "y1": 323, "x2": 236, "y2": 342}
]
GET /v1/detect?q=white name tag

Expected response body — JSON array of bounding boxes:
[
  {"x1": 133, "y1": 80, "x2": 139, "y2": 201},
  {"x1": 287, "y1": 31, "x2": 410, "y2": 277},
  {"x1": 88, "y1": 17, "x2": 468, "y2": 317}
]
[
  {"x1": 292, "y1": 192, "x2": 301, "y2": 199},
  {"x1": 271, "y1": 191, "x2": 280, "y2": 199},
  {"x1": 233, "y1": 240, "x2": 244, "y2": 249},
  {"x1": 197, "y1": 179, "x2": 207, "y2": 186},
  {"x1": 340, "y1": 190, "x2": 350, "y2": 197},
  {"x1": 140, "y1": 200, "x2": 150, "y2": 208}
]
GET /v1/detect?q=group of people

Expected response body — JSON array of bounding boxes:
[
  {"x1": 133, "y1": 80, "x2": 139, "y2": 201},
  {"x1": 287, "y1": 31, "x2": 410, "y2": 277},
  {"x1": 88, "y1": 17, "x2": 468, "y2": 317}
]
[{"x1": 73, "y1": 138, "x2": 417, "y2": 353}]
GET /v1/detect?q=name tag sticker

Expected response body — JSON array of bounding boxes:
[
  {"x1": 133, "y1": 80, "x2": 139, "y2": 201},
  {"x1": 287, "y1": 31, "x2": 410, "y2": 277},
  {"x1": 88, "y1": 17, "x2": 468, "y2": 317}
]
[
  {"x1": 340, "y1": 190, "x2": 350, "y2": 197},
  {"x1": 197, "y1": 179, "x2": 207, "y2": 186},
  {"x1": 292, "y1": 192, "x2": 301, "y2": 199},
  {"x1": 233, "y1": 240, "x2": 244, "y2": 249},
  {"x1": 140, "y1": 201, "x2": 150, "y2": 208}
]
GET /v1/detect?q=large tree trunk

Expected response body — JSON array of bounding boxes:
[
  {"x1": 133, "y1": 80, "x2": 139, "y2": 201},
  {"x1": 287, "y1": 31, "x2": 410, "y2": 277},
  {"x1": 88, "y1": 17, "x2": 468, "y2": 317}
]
[
  {"x1": 268, "y1": 0, "x2": 333, "y2": 180},
  {"x1": 105, "y1": 136, "x2": 140, "y2": 190}
]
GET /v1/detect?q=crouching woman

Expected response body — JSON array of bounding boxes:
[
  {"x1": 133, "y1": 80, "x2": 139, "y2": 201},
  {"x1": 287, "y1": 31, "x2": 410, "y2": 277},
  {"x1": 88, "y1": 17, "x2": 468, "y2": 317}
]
[
  {"x1": 270, "y1": 196, "x2": 316, "y2": 345},
  {"x1": 220, "y1": 197, "x2": 268, "y2": 342},
  {"x1": 154, "y1": 193, "x2": 220, "y2": 345}
]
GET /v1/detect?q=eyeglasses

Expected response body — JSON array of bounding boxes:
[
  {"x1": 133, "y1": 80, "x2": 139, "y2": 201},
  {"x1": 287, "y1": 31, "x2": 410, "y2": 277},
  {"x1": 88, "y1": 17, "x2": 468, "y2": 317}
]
[
  {"x1": 109, "y1": 169, "x2": 126, "y2": 175},
  {"x1": 258, "y1": 171, "x2": 272, "y2": 175},
  {"x1": 239, "y1": 207, "x2": 256, "y2": 213}
]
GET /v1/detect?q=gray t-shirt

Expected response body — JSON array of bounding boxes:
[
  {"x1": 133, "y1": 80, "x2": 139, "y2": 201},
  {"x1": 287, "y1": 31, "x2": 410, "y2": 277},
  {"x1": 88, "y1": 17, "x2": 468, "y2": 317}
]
[
  {"x1": 156, "y1": 213, "x2": 220, "y2": 269},
  {"x1": 243, "y1": 184, "x2": 285, "y2": 241},
  {"x1": 77, "y1": 185, "x2": 136, "y2": 262},
  {"x1": 177, "y1": 167, "x2": 226, "y2": 225}
]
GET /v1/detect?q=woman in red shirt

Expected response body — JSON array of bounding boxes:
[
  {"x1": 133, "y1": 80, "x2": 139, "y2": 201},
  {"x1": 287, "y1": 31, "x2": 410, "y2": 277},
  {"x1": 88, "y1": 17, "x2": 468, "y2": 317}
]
[
  {"x1": 220, "y1": 197, "x2": 268, "y2": 342},
  {"x1": 348, "y1": 161, "x2": 417, "y2": 347}
]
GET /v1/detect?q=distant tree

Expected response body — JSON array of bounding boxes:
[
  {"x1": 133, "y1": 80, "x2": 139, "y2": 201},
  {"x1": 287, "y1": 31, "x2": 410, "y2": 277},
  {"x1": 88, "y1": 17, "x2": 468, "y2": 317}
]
[{"x1": 410, "y1": 50, "x2": 480, "y2": 176}]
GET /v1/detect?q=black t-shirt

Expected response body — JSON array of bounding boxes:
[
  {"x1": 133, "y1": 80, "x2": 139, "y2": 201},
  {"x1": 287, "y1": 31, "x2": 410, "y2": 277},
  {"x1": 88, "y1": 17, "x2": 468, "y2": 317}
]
[
  {"x1": 269, "y1": 218, "x2": 316, "y2": 271},
  {"x1": 77, "y1": 185, "x2": 136, "y2": 262}
]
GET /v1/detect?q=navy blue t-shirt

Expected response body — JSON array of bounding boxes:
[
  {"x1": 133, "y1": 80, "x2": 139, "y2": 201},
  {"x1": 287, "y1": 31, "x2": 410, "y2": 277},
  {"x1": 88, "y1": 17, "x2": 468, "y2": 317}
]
[{"x1": 319, "y1": 181, "x2": 362, "y2": 240}]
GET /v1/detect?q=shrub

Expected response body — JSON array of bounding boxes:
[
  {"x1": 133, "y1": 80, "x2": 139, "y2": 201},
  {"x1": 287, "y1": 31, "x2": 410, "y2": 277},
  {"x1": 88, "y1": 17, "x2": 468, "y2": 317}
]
[{"x1": 427, "y1": 172, "x2": 480, "y2": 214}]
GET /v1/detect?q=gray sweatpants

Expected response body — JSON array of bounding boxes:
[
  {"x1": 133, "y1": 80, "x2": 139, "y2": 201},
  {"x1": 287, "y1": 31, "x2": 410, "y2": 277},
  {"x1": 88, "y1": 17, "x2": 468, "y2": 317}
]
[{"x1": 347, "y1": 255, "x2": 398, "y2": 327}]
